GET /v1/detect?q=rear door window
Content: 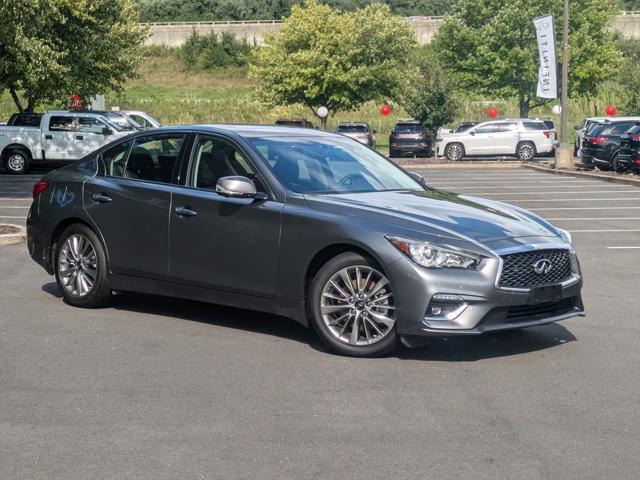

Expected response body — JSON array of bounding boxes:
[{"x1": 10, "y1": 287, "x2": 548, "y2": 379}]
[
  {"x1": 124, "y1": 134, "x2": 186, "y2": 183},
  {"x1": 473, "y1": 125, "x2": 495, "y2": 134},
  {"x1": 494, "y1": 123, "x2": 518, "y2": 133}
]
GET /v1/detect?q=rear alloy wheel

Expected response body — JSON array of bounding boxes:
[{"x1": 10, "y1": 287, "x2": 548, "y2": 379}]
[
  {"x1": 309, "y1": 252, "x2": 397, "y2": 357},
  {"x1": 4, "y1": 150, "x2": 30, "y2": 175},
  {"x1": 611, "y1": 154, "x2": 626, "y2": 173},
  {"x1": 445, "y1": 143, "x2": 464, "y2": 161},
  {"x1": 55, "y1": 224, "x2": 113, "y2": 308},
  {"x1": 517, "y1": 142, "x2": 536, "y2": 161}
]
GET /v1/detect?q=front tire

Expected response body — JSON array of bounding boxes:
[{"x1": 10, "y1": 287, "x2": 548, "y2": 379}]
[
  {"x1": 3, "y1": 149, "x2": 31, "y2": 174},
  {"x1": 308, "y1": 252, "x2": 398, "y2": 357},
  {"x1": 54, "y1": 224, "x2": 113, "y2": 308}
]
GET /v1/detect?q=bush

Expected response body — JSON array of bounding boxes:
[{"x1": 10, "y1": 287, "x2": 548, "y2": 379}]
[{"x1": 180, "y1": 31, "x2": 253, "y2": 71}]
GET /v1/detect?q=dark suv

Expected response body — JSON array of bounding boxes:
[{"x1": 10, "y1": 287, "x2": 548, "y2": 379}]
[
  {"x1": 389, "y1": 120, "x2": 432, "y2": 158},
  {"x1": 275, "y1": 118, "x2": 316, "y2": 129},
  {"x1": 619, "y1": 123, "x2": 640, "y2": 173},
  {"x1": 581, "y1": 119, "x2": 639, "y2": 171}
]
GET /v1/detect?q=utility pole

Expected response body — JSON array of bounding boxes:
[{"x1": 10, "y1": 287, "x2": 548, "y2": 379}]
[{"x1": 556, "y1": 0, "x2": 573, "y2": 169}]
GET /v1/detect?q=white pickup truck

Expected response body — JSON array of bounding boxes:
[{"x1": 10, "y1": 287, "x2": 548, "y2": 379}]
[{"x1": 0, "y1": 111, "x2": 130, "y2": 174}]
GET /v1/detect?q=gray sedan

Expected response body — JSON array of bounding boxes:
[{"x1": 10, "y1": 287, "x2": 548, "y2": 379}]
[{"x1": 26, "y1": 125, "x2": 584, "y2": 356}]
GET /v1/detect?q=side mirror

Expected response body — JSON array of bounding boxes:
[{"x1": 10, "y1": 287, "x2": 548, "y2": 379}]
[
  {"x1": 469, "y1": 131, "x2": 476, "y2": 136},
  {"x1": 216, "y1": 176, "x2": 259, "y2": 198},
  {"x1": 102, "y1": 127, "x2": 113, "y2": 136},
  {"x1": 409, "y1": 171, "x2": 425, "y2": 185},
  {"x1": 372, "y1": 129, "x2": 377, "y2": 134}
]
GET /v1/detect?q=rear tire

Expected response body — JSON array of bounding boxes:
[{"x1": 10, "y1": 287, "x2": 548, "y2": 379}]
[
  {"x1": 444, "y1": 143, "x2": 465, "y2": 161},
  {"x1": 3, "y1": 148, "x2": 31, "y2": 175},
  {"x1": 54, "y1": 224, "x2": 113, "y2": 308},
  {"x1": 308, "y1": 252, "x2": 398, "y2": 357},
  {"x1": 611, "y1": 154, "x2": 626, "y2": 173},
  {"x1": 517, "y1": 142, "x2": 536, "y2": 161}
]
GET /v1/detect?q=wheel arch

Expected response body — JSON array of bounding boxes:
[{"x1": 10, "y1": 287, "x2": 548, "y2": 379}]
[
  {"x1": 50, "y1": 217, "x2": 110, "y2": 273},
  {"x1": 303, "y1": 243, "x2": 388, "y2": 302},
  {"x1": 1, "y1": 143, "x2": 33, "y2": 159}
]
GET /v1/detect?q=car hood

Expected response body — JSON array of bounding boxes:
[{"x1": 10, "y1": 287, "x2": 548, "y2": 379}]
[{"x1": 305, "y1": 189, "x2": 561, "y2": 246}]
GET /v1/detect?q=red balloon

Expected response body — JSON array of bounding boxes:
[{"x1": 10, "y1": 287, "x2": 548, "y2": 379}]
[
  {"x1": 380, "y1": 104, "x2": 391, "y2": 116},
  {"x1": 487, "y1": 107, "x2": 498, "y2": 118},
  {"x1": 605, "y1": 104, "x2": 617, "y2": 116}
]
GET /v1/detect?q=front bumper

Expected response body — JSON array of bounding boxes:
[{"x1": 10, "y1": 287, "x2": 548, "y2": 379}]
[{"x1": 386, "y1": 244, "x2": 584, "y2": 337}]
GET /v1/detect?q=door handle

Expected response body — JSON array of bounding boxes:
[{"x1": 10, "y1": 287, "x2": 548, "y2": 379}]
[
  {"x1": 76, "y1": 135, "x2": 83, "y2": 140},
  {"x1": 44, "y1": 135, "x2": 52, "y2": 140},
  {"x1": 174, "y1": 206, "x2": 198, "y2": 217},
  {"x1": 91, "y1": 193, "x2": 112, "y2": 204}
]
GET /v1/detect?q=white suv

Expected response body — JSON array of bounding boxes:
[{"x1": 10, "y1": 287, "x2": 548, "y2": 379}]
[{"x1": 436, "y1": 119, "x2": 555, "y2": 161}]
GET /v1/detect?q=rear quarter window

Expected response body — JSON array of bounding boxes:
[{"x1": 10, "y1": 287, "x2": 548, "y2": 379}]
[{"x1": 522, "y1": 122, "x2": 547, "y2": 131}]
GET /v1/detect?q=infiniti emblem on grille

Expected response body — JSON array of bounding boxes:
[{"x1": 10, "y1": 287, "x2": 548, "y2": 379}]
[{"x1": 533, "y1": 259, "x2": 553, "y2": 274}]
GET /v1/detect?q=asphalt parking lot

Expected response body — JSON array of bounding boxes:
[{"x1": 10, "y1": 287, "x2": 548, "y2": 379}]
[{"x1": 1, "y1": 167, "x2": 639, "y2": 480}]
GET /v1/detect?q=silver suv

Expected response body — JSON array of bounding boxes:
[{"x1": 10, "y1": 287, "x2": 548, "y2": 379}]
[
  {"x1": 335, "y1": 122, "x2": 375, "y2": 148},
  {"x1": 437, "y1": 119, "x2": 556, "y2": 161}
]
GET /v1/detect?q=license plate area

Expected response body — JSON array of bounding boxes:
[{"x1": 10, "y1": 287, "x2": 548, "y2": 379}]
[{"x1": 529, "y1": 284, "x2": 562, "y2": 305}]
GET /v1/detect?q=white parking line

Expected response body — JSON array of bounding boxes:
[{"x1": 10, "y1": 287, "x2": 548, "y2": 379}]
[
  {"x1": 0, "y1": 206, "x2": 30, "y2": 209},
  {"x1": 428, "y1": 180, "x2": 592, "y2": 185},
  {"x1": 547, "y1": 217, "x2": 640, "y2": 220},
  {"x1": 0, "y1": 216, "x2": 27, "y2": 219},
  {"x1": 481, "y1": 190, "x2": 640, "y2": 195},
  {"x1": 448, "y1": 184, "x2": 625, "y2": 189},
  {"x1": 504, "y1": 198, "x2": 640, "y2": 202},
  {"x1": 530, "y1": 206, "x2": 640, "y2": 210},
  {"x1": 568, "y1": 229, "x2": 640, "y2": 233},
  {"x1": 607, "y1": 246, "x2": 640, "y2": 249}
]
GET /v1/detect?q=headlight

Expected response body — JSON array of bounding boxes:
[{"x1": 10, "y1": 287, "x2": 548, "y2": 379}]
[
  {"x1": 557, "y1": 228, "x2": 572, "y2": 244},
  {"x1": 386, "y1": 236, "x2": 482, "y2": 269}
]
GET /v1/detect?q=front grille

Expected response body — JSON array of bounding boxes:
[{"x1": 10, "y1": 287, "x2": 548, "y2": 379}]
[
  {"x1": 506, "y1": 297, "x2": 577, "y2": 320},
  {"x1": 499, "y1": 249, "x2": 574, "y2": 289}
]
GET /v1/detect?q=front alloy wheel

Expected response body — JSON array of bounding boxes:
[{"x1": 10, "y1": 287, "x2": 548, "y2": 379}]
[{"x1": 309, "y1": 253, "x2": 398, "y2": 356}]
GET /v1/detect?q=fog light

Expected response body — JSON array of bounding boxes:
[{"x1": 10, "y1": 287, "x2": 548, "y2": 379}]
[{"x1": 426, "y1": 294, "x2": 467, "y2": 321}]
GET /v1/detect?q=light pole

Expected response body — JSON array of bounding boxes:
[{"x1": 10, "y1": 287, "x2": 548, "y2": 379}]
[{"x1": 556, "y1": 0, "x2": 573, "y2": 169}]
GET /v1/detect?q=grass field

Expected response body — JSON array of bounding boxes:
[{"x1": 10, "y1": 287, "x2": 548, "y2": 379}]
[{"x1": 0, "y1": 48, "x2": 626, "y2": 149}]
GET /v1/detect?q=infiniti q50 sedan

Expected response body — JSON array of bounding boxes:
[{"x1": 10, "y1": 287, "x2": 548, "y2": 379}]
[{"x1": 26, "y1": 125, "x2": 584, "y2": 356}]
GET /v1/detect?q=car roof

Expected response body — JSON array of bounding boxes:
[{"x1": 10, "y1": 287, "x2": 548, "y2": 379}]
[
  {"x1": 337, "y1": 121, "x2": 369, "y2": 126},
  {"x1": 140, "y1": 124, "x2": 340, "y2": 139}
]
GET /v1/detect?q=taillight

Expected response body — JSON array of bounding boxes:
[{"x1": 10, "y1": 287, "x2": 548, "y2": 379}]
[
  {"x1": 543, "y1": 130, "x2": 551, "y2": 138},
  {"x1": 588, "y1": 137, "x2": 608, "y2": 145},
  {"x1": 32, "y1": 180, "x2": 49, "y2": 199},
  {"x1": 633, "y1": 134, "x2": 640, "y2": 141}
]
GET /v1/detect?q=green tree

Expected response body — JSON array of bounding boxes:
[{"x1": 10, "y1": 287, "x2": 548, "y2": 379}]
[
  {"x1": 436, "y1": 0, "x2": 622, "y2": 118},
  {"x1": 402, "y1": 45, "x2": 456, "y2": 135},
  {"x1": 0, "y1": 0, "x2": 147, "y2": 112},
  {"x1": 249, "y1": 0, "x2": 417, "y2": 128},
  {"x1": 617, "y1": 37, "x2": 640, "y2": 114}
]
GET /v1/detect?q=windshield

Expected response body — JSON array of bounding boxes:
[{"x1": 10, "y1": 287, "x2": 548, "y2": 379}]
[
  {"x1": 337, "y1": 125, "x2": 368, "y2": 133},
  {"x1": 105, "y1": 113, "x2": 140, "y2": 131},
  {"x1": 249, "y1": 136, "x2": 423, "y2": 194}
]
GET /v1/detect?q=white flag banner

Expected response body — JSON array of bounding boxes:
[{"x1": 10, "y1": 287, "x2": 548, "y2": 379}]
[{"x1": 533, "y1": 14, "x2": 558, "y2": 99}]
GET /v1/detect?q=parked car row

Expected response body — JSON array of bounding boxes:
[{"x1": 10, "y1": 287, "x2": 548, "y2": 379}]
[
  {"x1": 0, "y1": 109, "x2": 161, "y2": 174},
  {"x1": 578, "y1": 116, "x2": 640, "y2": 173}
]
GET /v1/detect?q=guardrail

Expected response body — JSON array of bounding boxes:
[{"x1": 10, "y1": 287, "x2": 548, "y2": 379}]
[{"x1": 144, "y1": 12, "x2": 637, "y2": 25}]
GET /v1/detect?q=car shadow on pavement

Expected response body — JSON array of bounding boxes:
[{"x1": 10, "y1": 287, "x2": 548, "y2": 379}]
[
  {"x1": 396, "y1": 324, "x2": 576, "y2": 362},
  {"x1": 41, "y1": 282, "x2": 576, "y2": 360},
  {"x1": 113, "y1": 291, "x2": 322, "y2": 348}
]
